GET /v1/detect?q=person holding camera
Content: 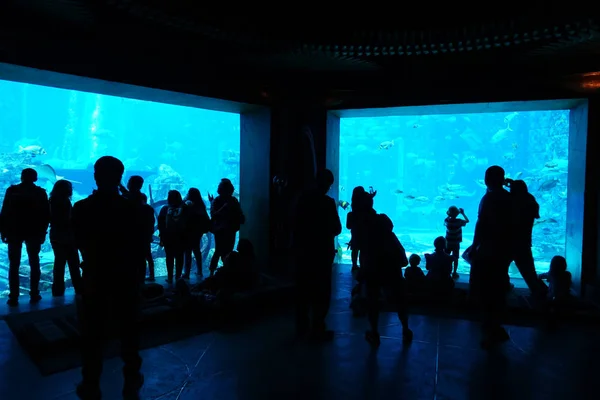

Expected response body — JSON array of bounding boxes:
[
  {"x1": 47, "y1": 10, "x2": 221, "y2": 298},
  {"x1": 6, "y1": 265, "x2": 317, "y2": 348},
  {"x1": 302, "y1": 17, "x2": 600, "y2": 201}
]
[{"x1": 444, "y1": 205, "x2": 470, "y2": 279}]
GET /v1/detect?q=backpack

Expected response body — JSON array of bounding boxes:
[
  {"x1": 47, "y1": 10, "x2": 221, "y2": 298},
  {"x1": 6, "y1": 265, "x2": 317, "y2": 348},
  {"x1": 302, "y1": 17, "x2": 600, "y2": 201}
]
[{"x1": 165, "y1": 206, "x2": 186, "y2": 235}]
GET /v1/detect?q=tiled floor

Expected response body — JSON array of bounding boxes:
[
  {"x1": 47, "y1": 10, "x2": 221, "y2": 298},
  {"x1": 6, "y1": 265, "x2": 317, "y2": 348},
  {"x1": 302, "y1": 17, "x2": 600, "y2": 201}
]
[{"x1": 1, "y1": 270, "x2": 599, "y2": 399}]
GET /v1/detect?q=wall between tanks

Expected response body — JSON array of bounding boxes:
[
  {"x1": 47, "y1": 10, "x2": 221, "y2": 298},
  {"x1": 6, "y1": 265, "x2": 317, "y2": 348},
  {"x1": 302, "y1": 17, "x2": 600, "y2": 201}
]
[
  {"x1": 267, "y1": 107, "x2": 335, "y2": 277},
  {"x1": 567, "y1": 104, "x2": 588, "y2": 296},
  {"x1": 582, "y1": 99, "x2": 600, "y2": 304},
  {"x1": 240, "y1": 110, "x2": 271, "y2": 273}
]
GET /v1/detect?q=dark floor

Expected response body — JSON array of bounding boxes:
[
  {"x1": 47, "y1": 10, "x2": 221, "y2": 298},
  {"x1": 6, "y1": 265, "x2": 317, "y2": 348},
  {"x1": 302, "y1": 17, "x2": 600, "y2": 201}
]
[{"x1": 1, "y1": 269, "x2": 599, "y2": 399}]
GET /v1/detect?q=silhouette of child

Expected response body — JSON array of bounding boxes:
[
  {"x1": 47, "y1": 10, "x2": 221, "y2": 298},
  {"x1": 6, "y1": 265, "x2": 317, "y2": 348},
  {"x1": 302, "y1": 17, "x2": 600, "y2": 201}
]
[
  {"x1": 539, "y1": 255, "x2": 572, "y2": 303},
  {"x1": 346, "y1": 186, "x2": 377, "y2": 271},
  {"x1": 444, "y1": 206, "x2": 469, "y2": 279},
  {"x1": 404, "y1": 254, "x2": 425, "y2": 291},
  {"x1": 425, "y1": 236, "x2": 456, "y2": 295}
]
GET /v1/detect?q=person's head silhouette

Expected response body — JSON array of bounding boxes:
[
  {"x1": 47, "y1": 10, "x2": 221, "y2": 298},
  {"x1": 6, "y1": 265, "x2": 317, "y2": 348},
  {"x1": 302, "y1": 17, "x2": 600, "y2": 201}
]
[
  {"x1": 127, "y1": 175, "x2": 144, "y2": 192},
  {"x1": 316, "y1": 169, "x2": 334, "y2": 195},
  {"x1": 21, "y1": 168, "x2": 38, "y2": 184},
  {"x1": 484, "y1": 165, "x2": 505, "y2": 189},
  {"x1": 94, "y1": 156, "x2": 125, "y2": 191}
]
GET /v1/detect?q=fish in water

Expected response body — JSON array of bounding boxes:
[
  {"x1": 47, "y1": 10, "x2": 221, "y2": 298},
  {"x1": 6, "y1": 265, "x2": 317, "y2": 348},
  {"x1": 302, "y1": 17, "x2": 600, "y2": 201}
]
[
  {"x1": 165, "y1": 141, "x2": 184, "y2": 152},
  {"x1": 534, "y1": 217, "x2": 558, "y2": 226},
  {"x1": 539, "y1": 178, "x2": 559, "y2": 191},
  {"x1": 413, "y1": 124, "x2": 422, "y2": 128},
  {"x1": 338, "y1": 200, "x2": 350, "y2": 210},
  {"x1": 475, "y1": 179, "x2": 487, "y2": 189},
  {"x1": 379, "y1": 140, "x2": 394, "y2": 150},
  {"x1": 393, "y1": 189, "x2": 404, "y2": 194},
  {"x1": 504, "y1": 112, "x2": 519, "y2": 125},
  {"x1": 18, "y1": 145, "x2": 46, "y2": 156},
  {"x1": 490, "y1": 125, "x2": 513, "y2": 144},
  {"x1": 32, "y1": 164, "x2": 81, "y2": 184}
]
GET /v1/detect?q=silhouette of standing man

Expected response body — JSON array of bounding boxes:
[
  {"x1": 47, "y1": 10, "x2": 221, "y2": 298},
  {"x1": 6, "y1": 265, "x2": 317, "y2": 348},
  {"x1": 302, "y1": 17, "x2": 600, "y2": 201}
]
[
  {"x1": 508, "y1": 179, "x2": 545, "y2": 298},
  {"x1": 470, "y1": 165, "x2": 513, "y2": 349},
  {"x1": 294, "y1": 169, "x2": 342, "y2": 341},
  {"x1": 0, "y1": 168, "x2": 50, "y2": 306},
  {"x1": 73, "y1": 156, "x2": 150, "y2": 400}
]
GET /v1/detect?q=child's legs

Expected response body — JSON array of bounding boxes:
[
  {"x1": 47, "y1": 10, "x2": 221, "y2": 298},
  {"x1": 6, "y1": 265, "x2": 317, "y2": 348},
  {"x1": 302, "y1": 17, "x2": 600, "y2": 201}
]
[{"x1": 448, "y1": 244, "x2": 460, "y2": 273}]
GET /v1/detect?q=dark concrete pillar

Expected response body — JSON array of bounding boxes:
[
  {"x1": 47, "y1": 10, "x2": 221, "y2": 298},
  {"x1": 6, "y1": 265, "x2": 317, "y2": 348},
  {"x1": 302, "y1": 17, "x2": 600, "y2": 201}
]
[
  {"x1": 579, "y1": 99, "x2": 600, "y2": 302},
  {"x1": 326, "y1": 113, "x2": 341, "y2": 204},
  {"x1": 566, "y1": 103, "x2": 588, "y2": 296},
  {"x1": 268, "y1": 105, "x2": 333, "y2": 276},
  {"x1": 240, "y1": 107, "x2": 271, "y2": 274}
]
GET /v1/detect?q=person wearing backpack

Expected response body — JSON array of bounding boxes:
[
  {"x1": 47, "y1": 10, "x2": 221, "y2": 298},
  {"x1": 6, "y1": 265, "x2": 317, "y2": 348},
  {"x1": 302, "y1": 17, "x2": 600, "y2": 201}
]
[
  {"x1": 208, "y1": 178, "x2": 245, "y2": 275},
  {"x1": 182, "y1": 188, "x2": 210, "y2": 279},
  {"x1": 158, "y1": 190, "x2": 186, "y2": 283},
  {"x1": 358, "y1": 204, "x2": 413, "y2": 347},
  {"x1": 0, "y1": 168, "x2": 50, "y2": 306}
]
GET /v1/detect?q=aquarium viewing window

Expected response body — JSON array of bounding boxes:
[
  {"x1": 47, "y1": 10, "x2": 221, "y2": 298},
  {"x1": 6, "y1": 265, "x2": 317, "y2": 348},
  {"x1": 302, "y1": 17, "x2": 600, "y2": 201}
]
[
  {"x1": 337, "y1": 107, "x2": 573, "y2": 283},
  {"x1": 0, "y1": 78, "x2": 241, "y2": 299}
]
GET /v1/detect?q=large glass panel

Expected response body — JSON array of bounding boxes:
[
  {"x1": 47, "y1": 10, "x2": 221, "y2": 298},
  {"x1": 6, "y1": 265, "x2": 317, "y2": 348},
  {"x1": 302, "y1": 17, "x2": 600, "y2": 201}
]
[
  {"x1": 0, "y1": 79, "x2": 240, "y2": 298},
  {"x1": 338, "y1": 110, "x2": 569, "y2": 279}
]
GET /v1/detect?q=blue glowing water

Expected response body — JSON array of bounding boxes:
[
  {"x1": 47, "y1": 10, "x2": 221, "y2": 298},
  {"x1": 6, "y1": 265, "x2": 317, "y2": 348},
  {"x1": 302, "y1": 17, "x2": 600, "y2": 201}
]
[
  {"x1": 0, "y1": 79, "x2": 240, "y2": 297},
  {"x1": 337, "y1": 111, "x2": 569, "y2": 279}
]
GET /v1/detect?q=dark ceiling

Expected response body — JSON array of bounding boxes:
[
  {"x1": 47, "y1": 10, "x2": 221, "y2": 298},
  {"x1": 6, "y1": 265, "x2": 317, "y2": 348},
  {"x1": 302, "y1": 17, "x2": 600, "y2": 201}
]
[{"x1": 1, "y1": 0, "x2": 600, "y2": 104}]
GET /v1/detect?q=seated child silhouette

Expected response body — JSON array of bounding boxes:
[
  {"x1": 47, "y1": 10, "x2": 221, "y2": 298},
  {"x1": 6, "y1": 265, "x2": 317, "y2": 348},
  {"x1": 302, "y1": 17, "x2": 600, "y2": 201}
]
[
  {"x1": 404, "y1": 254, "x2": 425, "y2": 292},
  {"x1": 425, "y1": 236, "x2": 456, "y2": 296},
  {"x1": 539, "y1": 255, "x2": 572, "y2": 304},
  {"x1": 444, "y1": 206, "x2": 469, "y2": 279}
]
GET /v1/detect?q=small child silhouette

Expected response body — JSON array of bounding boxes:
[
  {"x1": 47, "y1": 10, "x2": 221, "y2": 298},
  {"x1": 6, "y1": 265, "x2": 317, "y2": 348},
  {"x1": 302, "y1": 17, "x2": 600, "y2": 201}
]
[
  {"x1": 444, "y1": 206, "x2": 469, "y2": 279},
  {"x1": 539, "y1": 255, "x2": 573, "y2": 329},
  {"x1": 539, "y1": 255, "x2": 572, "y2": 303},
  {"x1": 425, "y1": 236, "x2": 456, "y2": 296},
  {"x1": 405, "y1": 254, "x2": 425, "y2": 282}
]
